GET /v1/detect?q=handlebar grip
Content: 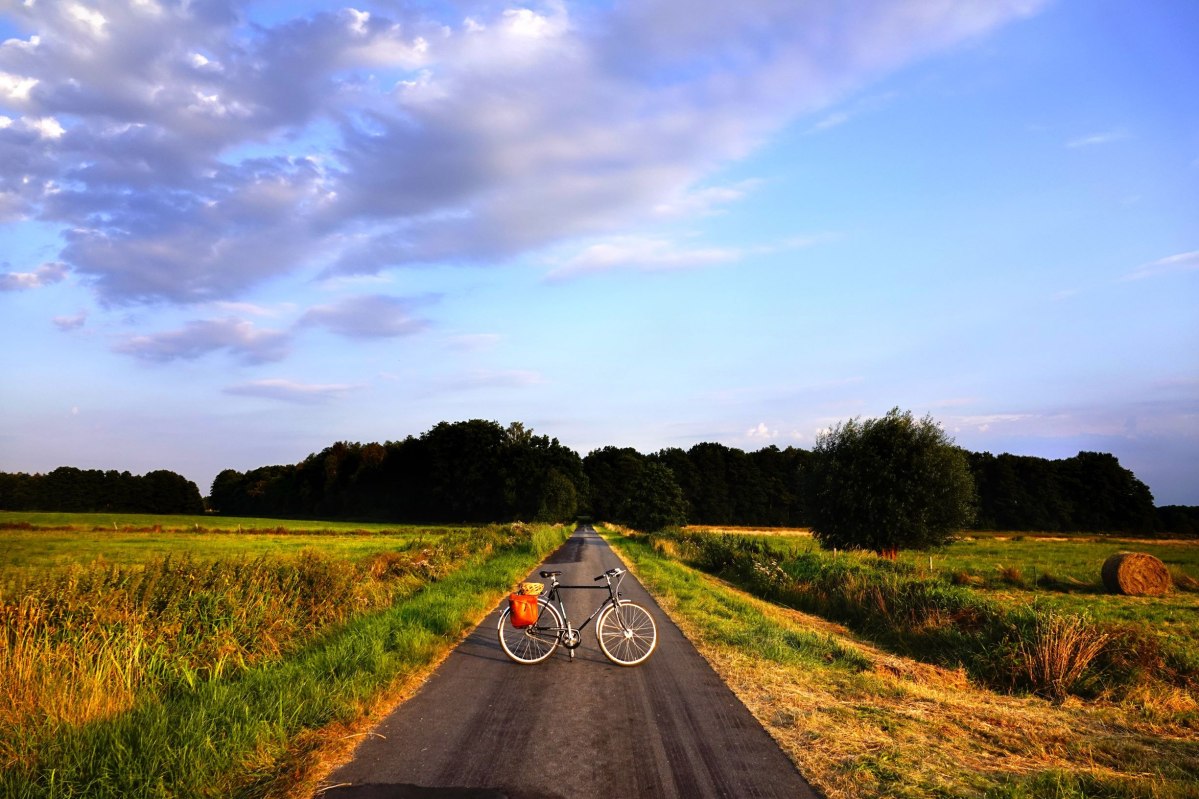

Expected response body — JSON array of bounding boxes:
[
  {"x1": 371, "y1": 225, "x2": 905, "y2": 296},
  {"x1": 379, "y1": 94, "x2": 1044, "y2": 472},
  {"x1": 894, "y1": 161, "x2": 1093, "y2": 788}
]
[{"x1": 594, "y1": 574, "x2": 606, "y2": 581}]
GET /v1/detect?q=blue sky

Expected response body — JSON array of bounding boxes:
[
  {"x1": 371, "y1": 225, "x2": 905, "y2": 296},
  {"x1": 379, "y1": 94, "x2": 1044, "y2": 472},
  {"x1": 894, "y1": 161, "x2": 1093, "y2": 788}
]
[{"x1": 1, "y1": 0, "x2": 1196, "y2": 505}]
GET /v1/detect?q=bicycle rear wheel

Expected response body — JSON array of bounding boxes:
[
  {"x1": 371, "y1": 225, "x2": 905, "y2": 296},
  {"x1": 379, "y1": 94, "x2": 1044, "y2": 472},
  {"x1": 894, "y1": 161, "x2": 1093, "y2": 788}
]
[
  {"x1": 498, "y1": 597, "x2": 562, "y2": 664},
  {"x1": 596, "y1": 600, "x2": 657, "y2": 666}
]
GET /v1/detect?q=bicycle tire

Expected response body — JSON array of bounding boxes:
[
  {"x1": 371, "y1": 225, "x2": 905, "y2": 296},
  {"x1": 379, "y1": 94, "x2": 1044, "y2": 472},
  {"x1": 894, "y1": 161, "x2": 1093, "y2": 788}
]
[
  {"x1": 596, "y1": 600, "x2": 657, "y2": 666},
  {"x1": 498, "y1": 596, "x2": 562, "y2": 664}
]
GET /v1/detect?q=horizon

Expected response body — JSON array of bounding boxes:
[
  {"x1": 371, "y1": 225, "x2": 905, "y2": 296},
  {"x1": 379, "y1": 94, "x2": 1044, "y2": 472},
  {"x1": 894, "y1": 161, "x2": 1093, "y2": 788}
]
[
  {"x1": 1, "y1": 418, "x2": 1186, "y2": 510},
  {"x1": 2, "y1": 1, "x2": 1197, "y2": 505}
]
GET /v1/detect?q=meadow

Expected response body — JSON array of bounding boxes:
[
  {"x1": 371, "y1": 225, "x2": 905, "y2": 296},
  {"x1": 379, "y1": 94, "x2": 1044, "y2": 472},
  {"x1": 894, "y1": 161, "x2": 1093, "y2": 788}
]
[
  {"x1": 736, "y1": 528, "x2": 1199, "y2": 641},
  {"x1": 0, "y1": 513, "x2": 571, "y2": 798},
  {"x1": 0, "y1": 510, "x2": 452, "y2": 570},
  {"x1": 606, "y1": 527, "x2": 1199, "y2": 799}
]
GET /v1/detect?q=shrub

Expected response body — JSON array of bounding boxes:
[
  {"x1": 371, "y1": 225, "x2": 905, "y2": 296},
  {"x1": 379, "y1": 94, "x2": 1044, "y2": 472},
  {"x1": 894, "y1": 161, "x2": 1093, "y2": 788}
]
[{"x1": 805, "y1": 409, "x2": 976, "y2": 558}]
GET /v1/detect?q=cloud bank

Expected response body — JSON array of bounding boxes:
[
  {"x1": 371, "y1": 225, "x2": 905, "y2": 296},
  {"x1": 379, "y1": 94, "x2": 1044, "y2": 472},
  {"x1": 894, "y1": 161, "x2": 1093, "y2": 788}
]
[{"x1": 1, "y1": 0, "x2": 1046, "y2": 309}]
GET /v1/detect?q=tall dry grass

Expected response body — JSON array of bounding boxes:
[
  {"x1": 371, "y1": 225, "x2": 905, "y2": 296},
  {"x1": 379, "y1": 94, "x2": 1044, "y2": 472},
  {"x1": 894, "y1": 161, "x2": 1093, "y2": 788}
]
[
  {"x1": 0, "y1": 541, "x2": 464, "y2": 769},
  {"x1": 1019, "y1": 612, "x2": 1112, "y2": 702}
]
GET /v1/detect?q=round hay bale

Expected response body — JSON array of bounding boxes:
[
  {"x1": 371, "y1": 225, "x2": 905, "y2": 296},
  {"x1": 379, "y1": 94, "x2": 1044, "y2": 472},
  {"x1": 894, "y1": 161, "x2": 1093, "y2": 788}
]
[{"x1": 1101, "y1": 552, "x2": 1171, "y2": 596}]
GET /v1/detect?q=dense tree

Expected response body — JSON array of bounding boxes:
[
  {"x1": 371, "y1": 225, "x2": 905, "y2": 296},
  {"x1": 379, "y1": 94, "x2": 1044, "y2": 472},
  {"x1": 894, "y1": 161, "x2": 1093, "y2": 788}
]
[
  {"x1": 968, "y1": 450, "x2": 1156, "y2": 533},
  {"x1": 5, "y1": 418, "x2": 1177, "y2": 533},
  {"x1": 806, "y1": 409, "x2": 976, "y2": 558},
  {"x1": 582, "y1": 447, "x2": 647, "y2": 522},
  {"x1": 583, "y1": 447, "x2": 686, "y2": 531},
  {"x1": 748, "y1": 445, "x2": 809, "y2": 526},
  {"x1": 1157, "y1": 506, "x2": 1199, "y2": 535},
  {"x1": 652, "y1": 447, "x2": 699, "y2": 522},
  {"x1": 202, "y1": 421, "x2": 585, "y2": 524},
  {"x1": 648, "y1": 443, "x2": 809, "y2": 528},
  {"x1": 623, "y1": 462, "x2": 688, "y2": 531},
  {"x1": 1060, "y1": 451, "x2": 1155, "y2": 533},
  {"x1": 0, "y1": 468, "x2": 203, "y2": 514}
]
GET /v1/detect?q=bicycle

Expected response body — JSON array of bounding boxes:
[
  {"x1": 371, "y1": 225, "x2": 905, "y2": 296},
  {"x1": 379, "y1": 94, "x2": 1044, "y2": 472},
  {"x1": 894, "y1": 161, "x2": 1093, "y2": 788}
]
[{"x1": 497, "y1": 567, "x2": 657, "y2": 666}]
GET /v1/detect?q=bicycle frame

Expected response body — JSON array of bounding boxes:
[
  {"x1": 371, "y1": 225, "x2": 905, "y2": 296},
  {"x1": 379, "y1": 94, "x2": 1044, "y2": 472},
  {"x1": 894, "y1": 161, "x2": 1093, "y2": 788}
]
[{"x1": 539, "y1": 569, "x2": 626, "y2": 647}]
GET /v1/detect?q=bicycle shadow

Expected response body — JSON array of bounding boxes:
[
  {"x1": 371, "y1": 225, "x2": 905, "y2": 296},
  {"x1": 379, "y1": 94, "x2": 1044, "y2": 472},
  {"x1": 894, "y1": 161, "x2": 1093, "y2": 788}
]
[{"x1": 318, "y1": 783, "x2": 547, "y2": 798}]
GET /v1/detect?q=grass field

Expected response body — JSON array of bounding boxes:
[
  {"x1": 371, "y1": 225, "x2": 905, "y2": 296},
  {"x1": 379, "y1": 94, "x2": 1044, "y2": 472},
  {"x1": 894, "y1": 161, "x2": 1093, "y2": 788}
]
[
  {"x1": 606, "y1": 527, "x2": 1199, "y2": 799},
  {"x1": 0, "y1": 510, "x2": 428, "y2": 532},
  {"x1": 751, "y1": 530, "x2": 1199, "y2": 642},
  {"x1": 0, "y1": 527, "x2": 464, "y2": 576},
  {"x1": 0, "y1": 513, "x2": 571, "y2": 798}
]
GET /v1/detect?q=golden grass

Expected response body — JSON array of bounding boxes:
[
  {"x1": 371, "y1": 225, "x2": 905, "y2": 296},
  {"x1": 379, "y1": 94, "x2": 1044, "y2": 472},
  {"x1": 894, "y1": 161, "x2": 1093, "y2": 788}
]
[
  {"x1": 684, "y1": 524, "x2": 813, "y2": 537},
  {"x1": 608, "y1": 533, "x2": 1199, "y2": 799}
]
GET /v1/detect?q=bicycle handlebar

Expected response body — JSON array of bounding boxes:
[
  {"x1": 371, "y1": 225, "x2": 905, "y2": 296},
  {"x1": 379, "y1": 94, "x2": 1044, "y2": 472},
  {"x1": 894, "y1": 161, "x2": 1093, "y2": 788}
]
[{"x1": 594, "y1": 567, "x2": 624, "y2": 581}]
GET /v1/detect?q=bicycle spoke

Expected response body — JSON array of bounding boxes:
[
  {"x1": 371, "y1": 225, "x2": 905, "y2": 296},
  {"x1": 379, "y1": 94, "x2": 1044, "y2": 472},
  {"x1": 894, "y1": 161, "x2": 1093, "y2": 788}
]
[
  {"x1": 596, "y1": 602, "x2": 657, "y2": 666},
  {"x1": 498, "y1": 598, "x2": 562, "y2": 664}
]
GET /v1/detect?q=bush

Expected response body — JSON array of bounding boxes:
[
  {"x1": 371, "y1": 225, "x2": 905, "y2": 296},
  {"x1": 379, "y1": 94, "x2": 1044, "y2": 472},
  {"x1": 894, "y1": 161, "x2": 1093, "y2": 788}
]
[{"x1": 806, "y1": 409, "x2": 976, "y2": 558}]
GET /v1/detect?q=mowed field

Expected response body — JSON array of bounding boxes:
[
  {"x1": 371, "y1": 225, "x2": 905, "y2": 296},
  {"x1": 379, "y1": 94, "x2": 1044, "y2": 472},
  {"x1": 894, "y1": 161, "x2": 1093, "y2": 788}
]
[
  {"x1": 613, "y1": 525, "x2": 1199, "y2": 799},
  {"x1": 689, "y1": 525, "x2": 1199, "y2": 639},
  {"x1": 0, "y1": 512, "x2": 571, "y2": 798}
]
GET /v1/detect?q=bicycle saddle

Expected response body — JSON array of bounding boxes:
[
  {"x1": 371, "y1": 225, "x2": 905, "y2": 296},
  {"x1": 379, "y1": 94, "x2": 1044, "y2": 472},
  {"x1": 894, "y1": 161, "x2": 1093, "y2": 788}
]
[{"x1": 539, "y1": 570, "x2": 562, "y2": 578}]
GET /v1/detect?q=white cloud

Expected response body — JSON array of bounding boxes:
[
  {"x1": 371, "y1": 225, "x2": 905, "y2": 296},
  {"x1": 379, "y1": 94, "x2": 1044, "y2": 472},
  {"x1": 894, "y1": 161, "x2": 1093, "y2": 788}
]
[
  {"x1": 67, "y1": 4, "x2": 108, "y2": 38},
  {"x1": 746, "y1": 422, "x2": 778, "y2": 440},
  {"x1": 1066, "y1": 129, "x2": 1129, "y2": 148},
  {"x1": 115, "y1": 318, "x2": 291, "y2": 364},
  {"x1": 300, "y1": 294, "x2": 431, "y2": 339},
  {"x1": 446, "y1": 333, "x2": 501, "y2": 351},
  {"x1": 443, "y1": 369, "x2": 545, "y2": 391},
  {"x1": 52, "y1": 310, "x2": 87, "y2": 330},
  {"x1": 1, "y1": 0, "x2": 1048, "y2": 305},
  {"x1": 948, "y1": 413, "x2": 1036, "y2": 433},
  {"x1": 223, "y1": 378, "x2": 356, "y2": 404},
  {"x1": 0, "y1": 71, "x2": 38, "y2": 101},
  {"x1": 0, "y1": 261, "x2": 67, "y2": 290},
  {"x1": 209, "y1": 301, "x2": 288, "y2": 318},
  {"x1": 652, "y1": 180, "x2": 762, "y2": 217},
  {"x1": 29, "y1": 116, "x2": 63, "y2": 138},
  {"x1": 546, "y1": 237, "x2": 741, "y2": 281},
  {"x1": 1120, "y1": 250, "x2": 1199, "y2": 282}
]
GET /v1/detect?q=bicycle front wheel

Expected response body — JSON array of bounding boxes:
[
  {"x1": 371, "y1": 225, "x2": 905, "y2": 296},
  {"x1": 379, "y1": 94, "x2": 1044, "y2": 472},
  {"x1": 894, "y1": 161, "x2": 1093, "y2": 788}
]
[
  {"x1": 596, "y1": 600, "x2": 657, "y2": 666},
  {"x1": 498, "y1": 597, "x2": 562, "y2": 664}
]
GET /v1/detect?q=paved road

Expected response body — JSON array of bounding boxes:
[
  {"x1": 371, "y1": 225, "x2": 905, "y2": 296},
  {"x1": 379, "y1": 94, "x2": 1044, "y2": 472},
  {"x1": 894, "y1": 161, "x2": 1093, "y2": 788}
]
[{"x1": 319, "y1": 526, "x2": 819, "y2": 799}]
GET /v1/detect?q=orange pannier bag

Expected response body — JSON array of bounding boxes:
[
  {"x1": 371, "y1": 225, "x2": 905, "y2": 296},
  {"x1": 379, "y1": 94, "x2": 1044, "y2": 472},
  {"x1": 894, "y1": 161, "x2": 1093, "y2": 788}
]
[{"x1": 509, "y1": 593, "x2": 540, "y2": 628}]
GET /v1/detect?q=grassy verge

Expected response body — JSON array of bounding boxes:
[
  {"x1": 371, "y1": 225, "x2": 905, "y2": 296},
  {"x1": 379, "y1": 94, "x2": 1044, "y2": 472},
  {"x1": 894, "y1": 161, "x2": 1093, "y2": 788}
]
[
  {"x1": 603, "y1": 528, "x2": 1199, "y2": 799},
  {"x1": 656, "y1": 528, "x2": 1199, "y2": 703},
  {"x1": 1, "y1": 522, "x2": 570, "y2": 798}
]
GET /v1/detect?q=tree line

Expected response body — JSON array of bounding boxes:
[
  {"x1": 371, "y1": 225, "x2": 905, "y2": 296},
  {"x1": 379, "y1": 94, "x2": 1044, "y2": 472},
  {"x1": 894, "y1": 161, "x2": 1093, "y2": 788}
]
[
  {"x1": 2, "y1": 417, "x2": 1195, "y2": 534},
  {"x1": 0, "y1": 467, "x2": 205, "y2": 515},
  {"x1": 209, "y1": 421, "x2": 583, "y2": 524}
]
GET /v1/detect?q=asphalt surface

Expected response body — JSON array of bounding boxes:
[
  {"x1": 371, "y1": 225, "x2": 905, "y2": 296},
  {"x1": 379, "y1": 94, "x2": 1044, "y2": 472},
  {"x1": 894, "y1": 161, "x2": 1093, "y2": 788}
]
[{"x1": 318, "y1": 526, "x2": 820, "y2": 799}]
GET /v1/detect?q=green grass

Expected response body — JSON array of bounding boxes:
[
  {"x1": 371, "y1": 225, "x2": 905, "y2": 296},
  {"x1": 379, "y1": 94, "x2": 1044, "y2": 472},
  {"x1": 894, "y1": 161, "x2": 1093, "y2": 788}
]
[
  {"x1": 0, "y1": 514, "x2": 572, "y2": 798},
  {"x1": 660, "y1": 528, "x2": 1199, "y2": 702},
  {"x1": 695, "y1": 527, "x2": 1199, "y2": 652},
  {"x1": 0, "y1": 510, "x2": 436, "y2": 532},
  {"x1": 904, "y1": 534, "x2": 1199, "y2": 642},
  {"x1": 0, "y1": 526, "x2": 450, "y2": 572},
  {"x1": 604, "y1": 528, "x2": 1199, "y2": 799},
  {"x1": 913, "y1": 533, "x2": 1199, "y2": 587}
]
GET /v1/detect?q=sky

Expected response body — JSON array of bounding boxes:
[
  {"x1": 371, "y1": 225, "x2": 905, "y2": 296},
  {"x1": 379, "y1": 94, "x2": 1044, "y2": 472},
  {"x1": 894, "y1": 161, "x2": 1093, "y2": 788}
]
[{"x1": 1, "y1": 0, "x2": 1196, "y2": 506}]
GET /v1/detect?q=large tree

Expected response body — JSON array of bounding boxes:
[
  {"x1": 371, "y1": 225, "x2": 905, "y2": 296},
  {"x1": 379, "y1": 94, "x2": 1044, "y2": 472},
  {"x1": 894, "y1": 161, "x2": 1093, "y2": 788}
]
[
  {"x1": 806, "y1": 408, "x2": 975, "y2": 558},
  {"x1": 583, "y1": 447, "x2": 686, "y2": 531}
]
